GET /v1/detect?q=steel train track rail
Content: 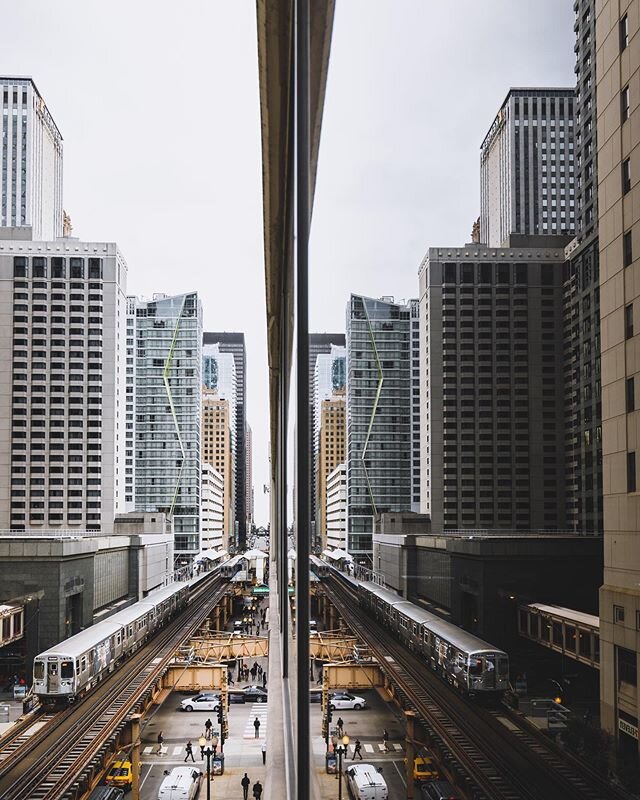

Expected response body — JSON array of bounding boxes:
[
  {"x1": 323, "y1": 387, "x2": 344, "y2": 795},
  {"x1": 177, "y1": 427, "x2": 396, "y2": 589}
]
[
  {"x1": 0, "y1": 711, "x2": 61, "y2": 768},
  {"x1": 0, "y1": 573, "x2": 227, "y2": 800},
  {"x1": 327, "y1": 575, "x2": 624, "y2": 800}
]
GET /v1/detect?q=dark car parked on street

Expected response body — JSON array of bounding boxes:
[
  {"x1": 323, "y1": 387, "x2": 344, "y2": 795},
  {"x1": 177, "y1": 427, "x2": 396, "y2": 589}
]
[{"x1": 241, "y1": 685, "x2": 268, "y2": 702}]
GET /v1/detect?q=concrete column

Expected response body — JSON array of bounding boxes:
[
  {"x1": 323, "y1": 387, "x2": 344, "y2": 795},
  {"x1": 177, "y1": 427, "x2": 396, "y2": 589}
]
[
  {"x1": 131, "y1": 713, "x2": 141, "y2": 800},
  {"x1": 404, "y1": 710, "x2": 416, "y2": 800}
]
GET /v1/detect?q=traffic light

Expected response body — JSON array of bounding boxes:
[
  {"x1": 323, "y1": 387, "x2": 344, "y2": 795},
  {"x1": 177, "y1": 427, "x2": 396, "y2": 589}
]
[
  {"x1": 217, "y1": 706, "x2": 224, "y2": 725},
  {"x1": 327, "y1": 707, "x2": 333, "y2": 724}
]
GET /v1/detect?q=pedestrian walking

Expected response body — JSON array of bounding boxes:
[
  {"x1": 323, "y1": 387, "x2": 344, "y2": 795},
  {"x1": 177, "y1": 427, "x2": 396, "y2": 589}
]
[
  {"x1": 157, "y1": 731, "x2": 164, "y2": 754},
  {"x1": 254, "y1": 716, "x2": 261, "y2": 738},
  {"x1": 184, "y1": 740, "x2": 195, "y2": 762},
  {"x1": 353, "y1": 739, "x2": 363, "y2": 760},
  {"x1": 261, "y1": 740, "x2": 267, "y2": 764},
  {"x1": 336, "y1": 717, "x2": 344, "y2": 735},
  {"x1": 241, "y1": 773, "x2": 251, "y2": 800},
  {"x1": 258, "y1": 664, "x2": 263, "y2": 678},
  {"x1": 205, "y1": 718, "x2": 212, "y2": 734},
  {"x1": 251, "y1": 666, "x2": 257, "y2": 681},
  {"x1": 228, "y1": 669, "x2": 235, "y2": 686},
  {"x1": 262, "y1": 671, "x2": 267, "y2": 688},
  {"x1": 252, "y1": 781, "x2": 263, "y2": 799},
  {"x1": 382, "y1": 729, "x2": 389, "y2": 752}
]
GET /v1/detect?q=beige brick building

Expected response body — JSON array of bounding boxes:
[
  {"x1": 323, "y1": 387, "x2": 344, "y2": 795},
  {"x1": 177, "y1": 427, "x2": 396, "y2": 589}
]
[
  {"x1": 317, "y1": 392, "x2": 345, "y2": 552},
  {"x1": 202, "y1": 389, "x2": 234, "y2": 548},
  {"x1": 596, "y1": 0, "x2": 640, "y2": 749}
]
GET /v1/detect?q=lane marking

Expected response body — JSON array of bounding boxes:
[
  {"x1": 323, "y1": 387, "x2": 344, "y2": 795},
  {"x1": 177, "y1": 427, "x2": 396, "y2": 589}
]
[{"x1": 393, "y1": 759, "x2": 407, "y2": 787}]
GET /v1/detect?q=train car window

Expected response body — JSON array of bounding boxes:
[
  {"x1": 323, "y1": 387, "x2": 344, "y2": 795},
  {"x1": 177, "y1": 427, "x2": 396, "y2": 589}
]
[
  {"x1": 33, "y1": 661, "x2": 44, "y2": 680},
  {"x1": 469, "y1": 657, "x2": 483, "y2": 675},
  {"x1": 81, "y1": 657, "x2": 87, "y2": 671},
  {"x1": 48, "y1": 661, "x2": 58, "y2": 676},
  {"x1": 61, "y1": 660, "x2": 74, "y2": 679},
  {"x1": 498, "y1": 657, "x2": 509, "y2": 676},
  {"x1": 76, "y1": 661, "x2": 80, "y2": 674},
  {"x1": 117, "y1": 633, "x2": 121, "y2": 644}
]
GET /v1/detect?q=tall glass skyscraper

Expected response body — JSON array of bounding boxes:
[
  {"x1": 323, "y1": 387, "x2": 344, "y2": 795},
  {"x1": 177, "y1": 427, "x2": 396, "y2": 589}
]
[
  {"x1": 130, "y1": 292, "x2": 203, "y2": 561},
  {"x1": 346, "y1": 295, "x2": 419, "y2": 564}
]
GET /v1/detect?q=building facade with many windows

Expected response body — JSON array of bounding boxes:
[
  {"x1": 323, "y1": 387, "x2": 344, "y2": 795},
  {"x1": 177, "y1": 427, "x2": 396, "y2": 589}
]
[
  {"x1": 203, "y1": 332, "x2": 247, "y2": 548},
  {"x1": 596, "y1": 0, "x2": 640, "y2": 752},
  {"x1": 1, "y1": 77, "x2": 63, "y2": 240},
  {"x1": 130, "y1": 292, "x2": 202, "y2": 559},
  {"x1": 326, "y1": 463, "x2": 346, "y2": 551},
  {"x1": 0, "y1": 235, "x2": 127, "y2": 532},
  {"x1": 419, "y1": 244, "x2": 567, "y2": 532},
  {"x1": 480, "y1": 88, "x2": 576, "y2": 247},
  {"x1": 202, "y1": 389, "x2": 234, "y2": 550},
  {"x1": 317, "y1": 393, "x2": 346, "y2": 552},
  {"x1": 346, "y1": 295, "x2": 418, "y2": 563}
]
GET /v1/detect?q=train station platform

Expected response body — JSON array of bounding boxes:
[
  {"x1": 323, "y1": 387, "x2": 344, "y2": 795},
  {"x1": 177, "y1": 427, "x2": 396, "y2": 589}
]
[{"x1": 518, "y1": 602, "x2": 600, "y2": 669}]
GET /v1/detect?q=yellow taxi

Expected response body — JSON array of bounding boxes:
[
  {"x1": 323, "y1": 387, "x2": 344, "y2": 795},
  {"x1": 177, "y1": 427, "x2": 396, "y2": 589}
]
[
  {"x1": 105, "y1": 760, "x2": 133, "y2": 790},
  {"x1": 404, "y1": 755, "x2": 440, "y2": 783}
]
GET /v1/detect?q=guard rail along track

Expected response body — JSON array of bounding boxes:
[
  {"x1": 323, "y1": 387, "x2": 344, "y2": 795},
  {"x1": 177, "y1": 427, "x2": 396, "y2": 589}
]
[
  {"x1": 327, "y1": 574, "x2": 627, "y2": 800},
  {"x1": 0, "y1": 572, "x2": 227, "y2": 800}
]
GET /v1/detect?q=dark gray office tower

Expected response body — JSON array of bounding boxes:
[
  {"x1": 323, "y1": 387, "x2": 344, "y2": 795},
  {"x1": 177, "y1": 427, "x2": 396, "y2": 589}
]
[
  {"x1": 309, "y1": 333, "x2": 345, "y2": 545},
  {"x1": 346, "y1": 296, "x2": 418, "y2": 563},
  {"x1": 480, "y1": 88, "x2": 576, "y2": 247},
  {"x1": 563, "y1": 0, "x2": 602, "y2": 533},
  {"x1": 203, "y1": 332, "x2": 247, "y2": 550},
  {"x1": 419, "y1": 243, "x2": 567, "y2": 532}
]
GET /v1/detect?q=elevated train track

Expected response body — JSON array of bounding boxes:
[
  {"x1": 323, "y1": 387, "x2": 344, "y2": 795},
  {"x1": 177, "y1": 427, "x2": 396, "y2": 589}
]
[
  {"x1": 0, "y1": 571, "x2": 228, "y2": 800},
  {"x1": 326, "y1": 573, "x2": 626, "y2": 800}
]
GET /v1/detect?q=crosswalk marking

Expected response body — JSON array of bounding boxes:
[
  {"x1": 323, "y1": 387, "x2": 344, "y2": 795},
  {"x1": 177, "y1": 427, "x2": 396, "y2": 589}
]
[
  {"x1": 364, "y1": 744, "x2": 374, "y2": 753},
  {"x1": 243, "y1": 702, "x2": 269, "y2": 739},
  {"x1": 172, "y1": 746, "x2": 181, "y2": 756},
  {"x1": 143, "y1": 746, "x2": 153, "y2": 754},
  {"x1": 393, "y1": 743, "x2": 403, "y2": 751},
  {"x1": 378, "y1": 743, "x2": 386, "y2": 752}
]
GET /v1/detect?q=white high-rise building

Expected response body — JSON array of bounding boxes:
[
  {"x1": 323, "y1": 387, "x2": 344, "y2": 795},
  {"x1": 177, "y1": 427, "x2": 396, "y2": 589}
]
[
  {"x1": 1, "y1": 78, "x2": 63, "y2": 240},
  {"x1": 326, "y1": 464, "x2": 346, "y2": 551},
  {"x1": 201, "y1": 463, "x2": 225, "y2": 552},
  {"x1": 0, "y1": 234, "x2": 127, "y2": 531}
]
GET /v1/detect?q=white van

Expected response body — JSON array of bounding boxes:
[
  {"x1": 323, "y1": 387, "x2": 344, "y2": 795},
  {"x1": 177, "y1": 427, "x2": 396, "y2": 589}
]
[
  {"x1": 345, "y1": 764, "x2": 388, "y2": 800},
  {"x1": 157, "y1": 767, "x2": 202, "y2": 800}
]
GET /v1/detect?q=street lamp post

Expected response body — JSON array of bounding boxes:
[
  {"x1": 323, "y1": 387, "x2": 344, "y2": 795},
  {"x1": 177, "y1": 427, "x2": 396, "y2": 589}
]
[
  {"x1": 198, "y1": 735, "x2": 214, "y2": 800},
  {"x1": 332, "y1": 734, "x2": 349, "y2": 800}
]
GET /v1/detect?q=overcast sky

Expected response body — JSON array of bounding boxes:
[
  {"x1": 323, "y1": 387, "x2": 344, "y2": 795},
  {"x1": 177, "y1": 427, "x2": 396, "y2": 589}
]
[{"x1": 2, "y1": 1, "x2": 575, "y2": 525}]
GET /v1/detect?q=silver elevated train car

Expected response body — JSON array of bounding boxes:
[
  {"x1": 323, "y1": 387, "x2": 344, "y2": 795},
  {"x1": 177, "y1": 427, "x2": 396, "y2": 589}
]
[
  {"x1": 357, "y1": 580, "x2": 509, "y2": 697},
  {"x1": 33, "y1": 582, "x2": 189, "y2": 705}
]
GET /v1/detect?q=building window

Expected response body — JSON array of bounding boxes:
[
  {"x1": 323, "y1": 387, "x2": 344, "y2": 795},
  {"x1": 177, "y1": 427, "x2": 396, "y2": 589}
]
[
  {"x1": 13, "y1": 257, "x2": 27, "y2": 278},
  {"x1": 625, "y1": 303, "x2": 634, "y2": 339},
  {"x1": 614, "y1": 605, "x2": 625, "y2": 624},
  {"x1": 627, "y1": 451, "x2": 636, "y2": 493},
  {"x1": 617, "y1": 646, "x2": 637, "y2": 688},
  {"x1": 622, "y1": 85, "x2": 630, "y2": 122},
  {"x1": 622, "y1": 157, "x2": 631, "y2": 194},
  {"x1": 620, "y1": 14, "x2": 629, "y2": 52},
  {"x1": 627, "y1": 377, "x2": 635, "y2": 412},
  {"x1": 624, "y1": 231, "x2": 633, "y2": 267}
]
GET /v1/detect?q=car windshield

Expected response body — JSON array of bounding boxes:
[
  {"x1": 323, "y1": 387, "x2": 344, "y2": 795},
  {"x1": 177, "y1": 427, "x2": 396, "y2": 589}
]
[{"x1": 109, "y1": 768, "x2": 129, "y2": 777}]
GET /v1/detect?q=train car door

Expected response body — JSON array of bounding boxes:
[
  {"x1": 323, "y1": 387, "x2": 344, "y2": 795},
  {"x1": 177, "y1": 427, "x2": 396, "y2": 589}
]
[
  {"x1": 484, "y1": 654, "x2": 496, "y2": 689},
  {"x1": 47, "y1": 657, "x2": 60, "y2": 693}
]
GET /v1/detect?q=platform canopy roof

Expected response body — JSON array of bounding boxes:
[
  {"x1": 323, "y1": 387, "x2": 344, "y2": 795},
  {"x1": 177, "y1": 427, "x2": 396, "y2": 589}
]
[
  {"x1": 195, "y1": 549, "x2": 229, "y2": 562},
  {"x1": 322, "y1": 548, "x2": 353, "y2": 561},
  {"x1": 242, "y1": 548, "x2": 269, "y2": 560}
]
